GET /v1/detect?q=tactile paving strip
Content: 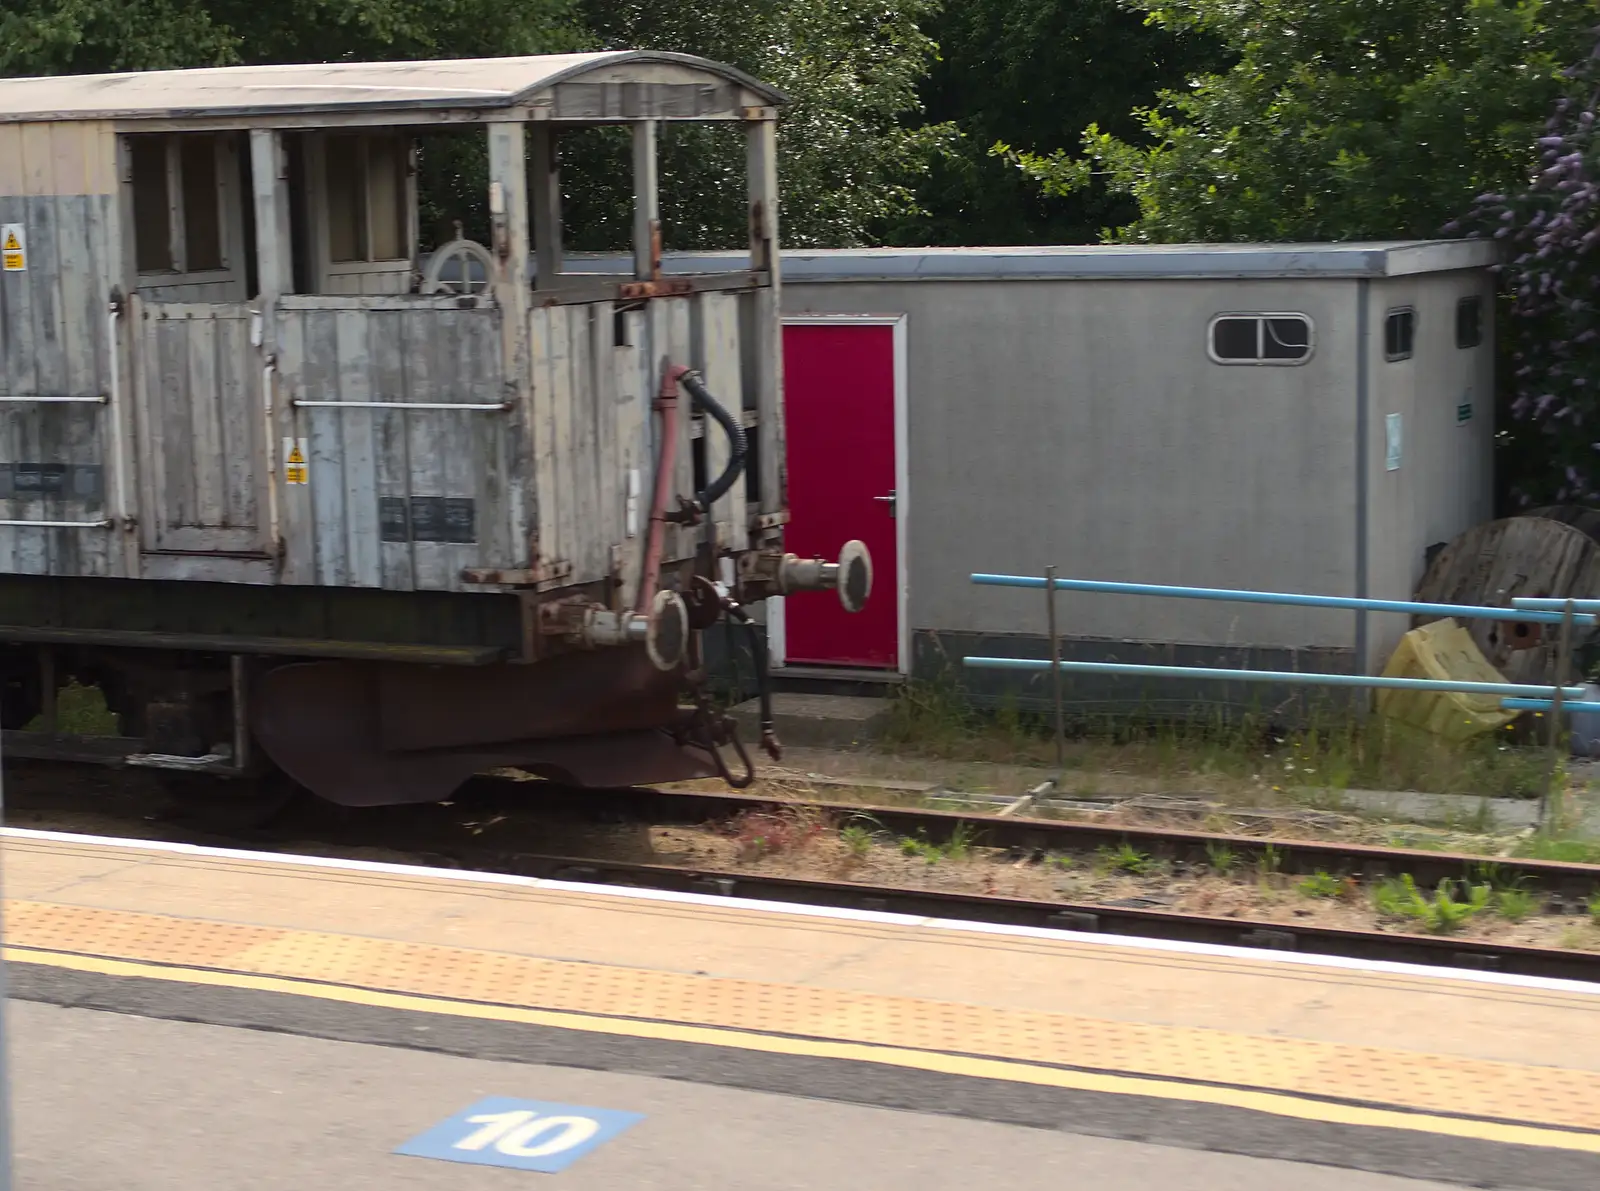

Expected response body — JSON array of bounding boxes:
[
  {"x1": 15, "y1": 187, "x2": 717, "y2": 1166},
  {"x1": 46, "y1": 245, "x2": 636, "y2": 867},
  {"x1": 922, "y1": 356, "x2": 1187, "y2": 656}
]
[{"x1": 8, "y1": 897, "x2": 1600, "y2": 1132}]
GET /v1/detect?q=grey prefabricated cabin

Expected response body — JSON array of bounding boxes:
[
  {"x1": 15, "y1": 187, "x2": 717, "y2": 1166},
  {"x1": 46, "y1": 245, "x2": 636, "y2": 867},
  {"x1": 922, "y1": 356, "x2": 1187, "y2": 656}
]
[
  {"x1": 777, "y1": 244, "x2": 1499, "y2": 699},
  {"x1": 0, "y1": 53, "x2": 878, "y2": 803}
]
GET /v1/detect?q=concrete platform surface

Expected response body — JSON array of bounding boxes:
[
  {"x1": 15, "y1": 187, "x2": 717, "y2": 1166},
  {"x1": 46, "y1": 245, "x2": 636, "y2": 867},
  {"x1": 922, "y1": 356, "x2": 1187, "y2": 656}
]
[
  {"x1": 3, "y1": 829, "x2": 1600, "y2": 1189},
  {"x1": 10, "y1": 1001, "x2": 1472, "y2": 1191}
]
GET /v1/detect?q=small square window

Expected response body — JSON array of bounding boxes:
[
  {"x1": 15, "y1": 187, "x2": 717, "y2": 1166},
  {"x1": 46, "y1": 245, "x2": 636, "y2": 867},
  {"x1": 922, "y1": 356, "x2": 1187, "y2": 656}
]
[
  {"x1": 1209, "y1": 313, "x2": 1313, "y2": 365},
  {"x1": 1455, "y1": 296, "x2": 1483, "y2": 349},
  {"x1": 1385, "y1": 308, "x2": 1415, "y2": 361}
]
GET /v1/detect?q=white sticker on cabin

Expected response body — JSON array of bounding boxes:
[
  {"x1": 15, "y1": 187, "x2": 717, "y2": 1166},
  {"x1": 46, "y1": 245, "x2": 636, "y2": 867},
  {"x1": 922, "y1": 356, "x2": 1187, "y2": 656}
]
[
  {"x1": 1385, "y1": 413, "x2": 1403, "y2": 472},
  {"x1": 284, "y1": 438, "x2": 310, "y2": 485},
  {"x1": 1, "y1": 225, "x2": 25, "y2": 272}
]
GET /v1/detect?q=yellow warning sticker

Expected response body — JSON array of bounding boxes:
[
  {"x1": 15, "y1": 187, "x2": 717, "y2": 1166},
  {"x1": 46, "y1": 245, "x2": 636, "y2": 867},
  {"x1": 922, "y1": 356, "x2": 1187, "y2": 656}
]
[
  {"x1": 2, "y1": 224, "x2": 25, "y2": 272},
  {"x1": 283, "y1": 437, "x2": 309, "y2": 486}
]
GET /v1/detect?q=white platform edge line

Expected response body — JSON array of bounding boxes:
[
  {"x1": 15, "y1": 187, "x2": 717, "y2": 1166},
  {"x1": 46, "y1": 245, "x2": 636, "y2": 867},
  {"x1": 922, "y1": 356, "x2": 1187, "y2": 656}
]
[{"x1": 7, "y1": 826, "x2": 1600, "y2": 998}]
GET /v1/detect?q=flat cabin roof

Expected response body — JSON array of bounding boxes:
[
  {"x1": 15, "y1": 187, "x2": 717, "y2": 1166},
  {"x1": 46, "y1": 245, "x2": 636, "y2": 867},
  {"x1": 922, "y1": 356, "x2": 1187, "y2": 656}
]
[
  {"x1": 0, "y1": 51, "x2": 785, "y2": 124},
  {"x1": 552, "y1": 241, "x2": 1499, "y2": 281}
]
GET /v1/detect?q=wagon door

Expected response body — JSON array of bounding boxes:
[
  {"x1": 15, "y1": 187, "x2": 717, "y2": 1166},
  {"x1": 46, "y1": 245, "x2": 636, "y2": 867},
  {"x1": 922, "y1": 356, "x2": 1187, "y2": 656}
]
[{"x1": 130, "y1": 299, "x2": 269, "y2": 555}]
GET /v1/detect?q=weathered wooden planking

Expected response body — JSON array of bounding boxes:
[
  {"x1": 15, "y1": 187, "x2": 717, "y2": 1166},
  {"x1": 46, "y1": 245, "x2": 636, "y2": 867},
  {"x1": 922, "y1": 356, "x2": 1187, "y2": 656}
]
[
  {"x1": 695, "y1": 290, "x2": 746, "y2": 554},
  {"x1": 301, "y1": 311, "x2": 348, "y2": 586},
  {"x1": 133, "y1": 304, "x2": 262, "y2": 554},
  {"x1": 368, "y1": 310, "x2": 413, "y2": 590},
  {"x1": 587, "y1": 299, "x2": 621, "y2": 591},
  {"x1": 1413, "y1": 515, "x2": 1600, "y2": 686},
  {"x1": 334, "y1": 308, "x2": 382, "y2": 587},
  {"x1": 402, "y1": 306, "x2": 450, "y2": 592},
  {"x1": 612, "y1": 306, "x2": 648, "y2": 605}
]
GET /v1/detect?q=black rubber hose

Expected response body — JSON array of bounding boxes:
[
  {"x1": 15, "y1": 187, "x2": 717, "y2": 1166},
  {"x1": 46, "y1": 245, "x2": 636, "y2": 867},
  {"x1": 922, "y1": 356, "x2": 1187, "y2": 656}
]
[
  {"x1": 682, "y1": 371, "x2": 747, "y2": 512},
  {"x1": 724, "y1": 601, "x2": 780, "y2": 759}
]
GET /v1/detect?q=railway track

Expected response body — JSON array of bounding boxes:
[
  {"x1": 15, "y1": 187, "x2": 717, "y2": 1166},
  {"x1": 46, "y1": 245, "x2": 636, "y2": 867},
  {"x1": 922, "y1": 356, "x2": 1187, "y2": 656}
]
[
  {"x1": 7, "y1": 761, "x2": 1600, "y2": 983},
  {"x1": 502, "y1": 780, "x2": 1600, "y2": 902}
]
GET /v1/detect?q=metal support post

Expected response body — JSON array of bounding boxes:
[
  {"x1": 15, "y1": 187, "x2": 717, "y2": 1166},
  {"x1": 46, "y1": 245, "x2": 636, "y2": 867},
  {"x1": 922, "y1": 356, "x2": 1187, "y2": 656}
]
[
  {"x1": 1045, "y1": 565, "x2": 1064, "y2": 771},
  {"x1": 1542, "y1": 600, "x2": 1576, "y2": 832}
]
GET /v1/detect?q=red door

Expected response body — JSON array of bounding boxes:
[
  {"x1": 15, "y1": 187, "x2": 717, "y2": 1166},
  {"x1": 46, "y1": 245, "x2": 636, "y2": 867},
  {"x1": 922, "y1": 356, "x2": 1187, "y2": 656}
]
[{"x1": 782, "y1": 320, "x2": 899, "y2": 668}]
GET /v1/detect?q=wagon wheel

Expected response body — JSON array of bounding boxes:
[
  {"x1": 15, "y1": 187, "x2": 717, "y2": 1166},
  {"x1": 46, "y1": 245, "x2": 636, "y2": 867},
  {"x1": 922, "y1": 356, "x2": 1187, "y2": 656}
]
[{"x1": 422, "y1": 238, "x2": 495, "y2": 296}]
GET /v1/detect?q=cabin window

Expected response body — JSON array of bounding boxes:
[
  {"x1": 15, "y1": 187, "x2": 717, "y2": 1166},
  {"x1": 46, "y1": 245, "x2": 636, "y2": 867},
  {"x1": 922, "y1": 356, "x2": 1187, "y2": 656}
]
[
  {"x1": 1208, "y1": 313, "x2": 1313, "y2": 364},
  {"x1": 128, "y1": 133, "x2": 230, "y2": 275},
  {"x1": 323, "y1": 134, "x2": 411, "y2": 264},
  {"x1": 1455, "y1": 296, "x2": 1483, "y2": 349},
  {"x1": 1385, "y1": 307, "x2": 1416, "y2": 361}
]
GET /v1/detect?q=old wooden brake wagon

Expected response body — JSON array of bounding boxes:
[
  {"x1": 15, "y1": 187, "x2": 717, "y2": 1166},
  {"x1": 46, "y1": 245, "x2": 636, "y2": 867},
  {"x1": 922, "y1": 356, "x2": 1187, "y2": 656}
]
[{"x1": 0, "y1": 52, "x2": 870, "y2": 809}]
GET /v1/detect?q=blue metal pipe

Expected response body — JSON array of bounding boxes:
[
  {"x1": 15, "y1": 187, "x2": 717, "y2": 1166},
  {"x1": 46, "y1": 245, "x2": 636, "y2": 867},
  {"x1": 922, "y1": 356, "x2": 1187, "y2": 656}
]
[
  {"x1": 1501, "y1": 698, "x2": 1600, "y2": 714},
  {"x1": 1511, "y1": 597, "x2": 1600, "y2": 613},
  {"x1": 962, "y1": 656, "x2": 1586, "y2": 699},
  {"x1": 970, "y1": 573, "x2": 1597, "y2": 626}
]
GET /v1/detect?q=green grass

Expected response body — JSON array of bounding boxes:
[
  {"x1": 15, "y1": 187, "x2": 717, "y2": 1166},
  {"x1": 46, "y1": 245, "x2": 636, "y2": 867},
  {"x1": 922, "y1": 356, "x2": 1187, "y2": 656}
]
[
  {"x1": 839, "y1": 822, "x2": 875, "y2": 859},
  {"x1": 23, "y1": 680, "x2": 119, "y2": 736},
  {"x1": 1512, "y1": 835, "x2": 1600, "y2": 865},
  {"x1": 897, "y1": 823, "x2": 978, "y2": 864},
  {"x1": 1296, "y1": 870, "x2": 1343, "y2": 899},
  {"x1": 1495, "y1": 888, "x2": 1541, "y2": 923},
  {"x1": 1097, "y1": 842, "x2": 1154, "y2": 875},
  {"x1": 1373, "y1": 874, "x2": 1491, "y2": 934},
  {"x1": 1204, "y1": 842, "x2": 1240, "y2": 876},
  {"x1": 880, "y1": 674, "x2": 1553, "y2": 800},
  {"x1": 1590, "y1": 892, "x2": 1600, "y2": 927}
]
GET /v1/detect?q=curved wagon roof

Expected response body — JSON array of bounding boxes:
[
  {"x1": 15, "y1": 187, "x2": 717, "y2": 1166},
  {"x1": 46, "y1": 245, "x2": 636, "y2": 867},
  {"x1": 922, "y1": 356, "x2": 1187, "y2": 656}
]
[{"x1": 0, "y1": 50, "x2": 785, "y2": 125}]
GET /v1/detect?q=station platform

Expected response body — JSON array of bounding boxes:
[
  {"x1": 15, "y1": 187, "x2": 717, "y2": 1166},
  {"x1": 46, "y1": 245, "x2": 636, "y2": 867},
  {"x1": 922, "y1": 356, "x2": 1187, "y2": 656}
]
[{"x1": 4, "y1": 828, "x2": 1600, "y2": 1190}]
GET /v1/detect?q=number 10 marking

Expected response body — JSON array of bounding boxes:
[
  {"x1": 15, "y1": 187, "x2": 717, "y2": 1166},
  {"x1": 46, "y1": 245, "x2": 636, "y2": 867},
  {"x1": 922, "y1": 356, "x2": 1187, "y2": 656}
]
[
  {"x1": 396, "y1": 1096, "x2": 645, "y2": 1172},
  {"x1": 454, "y1": 1110, "x2": 601, "y2": 1157}
]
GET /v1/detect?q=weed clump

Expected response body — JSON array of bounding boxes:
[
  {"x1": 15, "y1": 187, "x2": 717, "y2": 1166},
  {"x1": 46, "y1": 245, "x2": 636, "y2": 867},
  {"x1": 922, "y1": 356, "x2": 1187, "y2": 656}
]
[{"x1": 1373, "y1": 874, "x2": 1490, "y2": 934}]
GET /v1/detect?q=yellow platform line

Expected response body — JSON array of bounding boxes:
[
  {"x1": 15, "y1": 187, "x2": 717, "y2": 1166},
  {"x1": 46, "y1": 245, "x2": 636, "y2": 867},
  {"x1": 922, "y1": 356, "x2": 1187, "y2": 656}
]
[{"x1": 11, "y1": 943, "x2": 1600, "y2": 1156}]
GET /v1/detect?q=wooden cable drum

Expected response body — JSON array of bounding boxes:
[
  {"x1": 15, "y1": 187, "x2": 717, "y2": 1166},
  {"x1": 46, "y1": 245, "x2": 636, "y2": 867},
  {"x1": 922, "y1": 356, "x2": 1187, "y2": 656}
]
[{"x1": 1410, "y1": 507, "x2": 1600, "y2": 687}]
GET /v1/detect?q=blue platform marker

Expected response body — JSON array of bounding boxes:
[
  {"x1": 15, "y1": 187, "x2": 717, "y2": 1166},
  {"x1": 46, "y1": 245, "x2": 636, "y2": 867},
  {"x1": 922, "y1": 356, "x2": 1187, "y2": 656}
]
[{"x1": 395, "y1": 1097, "x2": 644, "y2": 1173}]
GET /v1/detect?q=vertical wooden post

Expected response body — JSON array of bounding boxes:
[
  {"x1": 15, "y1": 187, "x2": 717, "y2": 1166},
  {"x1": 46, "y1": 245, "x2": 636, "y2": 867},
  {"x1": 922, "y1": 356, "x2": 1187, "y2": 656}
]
[
  {"x1": 487, "y1": 122, "x2": 534, "y2": 571},
  {"x1": 248, "y1": 130, "x2": 293, "y2": 300},
  {"x1": 249, "y1": 130, "x2": 296, "y2": 577},
  {"x1": 746, "y1": 113, "x2": 784, "y2": 532},
  {"x1": 487, "y1": 122, "x2": 531, "y2": 373},
  {"x1": 529, "y1": 121, "x2": 562, "y2": 289},
  {"x1": 632, "y1": 120, "x2": 660, "y2": 281}
]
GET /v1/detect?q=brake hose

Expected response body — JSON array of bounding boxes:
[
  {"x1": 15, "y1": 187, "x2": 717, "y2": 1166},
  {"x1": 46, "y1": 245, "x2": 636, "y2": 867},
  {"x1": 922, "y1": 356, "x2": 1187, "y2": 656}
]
[
  {"x1": 682, "y1": 371, "x2": 747, "y2": 513},
  {"x1": 723, "y1": 599, "x2": 781, "y2": 761}
]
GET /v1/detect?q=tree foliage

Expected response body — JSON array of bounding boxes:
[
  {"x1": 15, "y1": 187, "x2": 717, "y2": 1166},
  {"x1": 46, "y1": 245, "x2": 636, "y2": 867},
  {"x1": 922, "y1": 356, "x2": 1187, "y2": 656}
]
[
  {"x1": 0, "y1": 0, "x2": 581, "y2": 76},
  {"x1": 908, "y1": 0, "x2": 1225, "y2": 245},
  {"x1": 570, "y1": 0, "x2": 951, "y2": 249},
  {"x1": 1459, "y1": 37, "x2": 1600, "y2": 506},
  {"x1": 1004, "y1": 0, "x2": 1597, "y2": 243}
]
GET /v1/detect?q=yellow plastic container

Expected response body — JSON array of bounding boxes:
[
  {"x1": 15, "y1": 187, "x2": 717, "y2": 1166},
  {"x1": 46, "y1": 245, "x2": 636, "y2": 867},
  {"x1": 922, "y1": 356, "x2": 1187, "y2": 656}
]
[{"x1": 1372, "y1": 619, "x2": 1518, "y2": 742}]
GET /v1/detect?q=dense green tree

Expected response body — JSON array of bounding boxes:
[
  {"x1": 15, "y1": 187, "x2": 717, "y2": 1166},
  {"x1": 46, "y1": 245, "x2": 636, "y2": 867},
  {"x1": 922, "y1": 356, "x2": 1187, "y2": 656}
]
[
  {"x1": 1459, "y1": 36, "x2": 1600, "y2": 508},
  {"x1": 569, "y1": 0, "x2": 951, "y2": 249},
  {"x1": 905, "y1": 0, "x2": 1225, "y2": 245},
  {"x1": 0, "y1": 0, "x2": 580, "y2": 76},
  {"x1": 1004, "y1": 0, "x2": 1597, "y2": 243}
]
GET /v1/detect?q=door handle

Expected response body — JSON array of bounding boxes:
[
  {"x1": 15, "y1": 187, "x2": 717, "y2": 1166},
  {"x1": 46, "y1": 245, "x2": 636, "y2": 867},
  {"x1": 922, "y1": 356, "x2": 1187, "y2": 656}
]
[{"x1": 873, "y1": 490, "x2": 896, "y2": 518}]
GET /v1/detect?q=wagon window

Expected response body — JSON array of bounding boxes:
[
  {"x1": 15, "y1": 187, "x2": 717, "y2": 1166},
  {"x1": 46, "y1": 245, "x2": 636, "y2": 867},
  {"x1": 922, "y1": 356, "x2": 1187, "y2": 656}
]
[
  {"x1": 180, "y1": 137, "x2": 223, "y2": 271},
  {"x1": 323, "y1": 134, "x2": 411, "y2": 264},
  {"x1": 1455, "y1": 296, "x2": 1483, "y2": 349},
  {"x1": 131, "y1": 137, "x2": 173, "y2": 273},
  {"x1": 1208, "y1": 313, "x2": 1313, "y2": 365},
  {"x1": 129, "y1": 133, "x2": 229, "y2": 276},
  {"x1": 1385, "y1": 307, "x2": 1416, "y2": 361}
]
